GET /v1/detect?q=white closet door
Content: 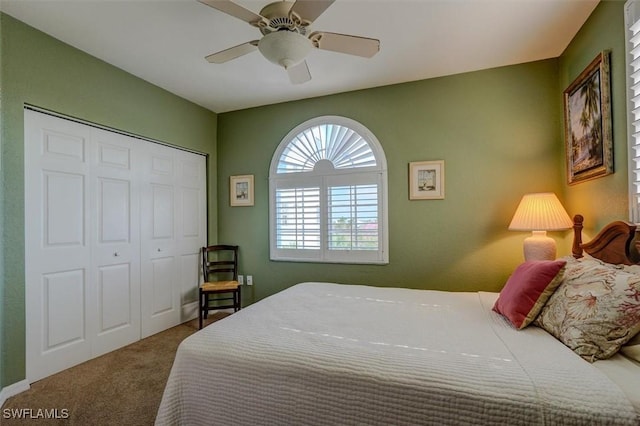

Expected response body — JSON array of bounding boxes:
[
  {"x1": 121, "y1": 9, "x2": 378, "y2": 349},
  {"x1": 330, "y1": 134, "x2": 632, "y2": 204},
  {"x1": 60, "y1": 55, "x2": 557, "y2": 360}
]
[
  {"x1": 140, "y1": 143, "x2": 207, "y2": 335},
  {"x1": 25, "y1": 109, "x2": 207, "y2": 380},
  {"x1": 25, "y1": 110, "x2": 93, "y2": 382},
  {"x1": 90, "y1": 128, "x2": 141, "y2": 356},
  {"x1": 176, "y1": 151, "x2": 207, "y2": 322},
  {"x1": 140, "y1": 142, "x2": 181, "y2": 337}
]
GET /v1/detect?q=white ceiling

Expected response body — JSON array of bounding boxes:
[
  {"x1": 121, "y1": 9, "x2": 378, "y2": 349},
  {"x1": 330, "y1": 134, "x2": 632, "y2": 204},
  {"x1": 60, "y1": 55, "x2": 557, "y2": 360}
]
[{"x1": 1, "y1": 0, "x2": 599, "y2": 113}]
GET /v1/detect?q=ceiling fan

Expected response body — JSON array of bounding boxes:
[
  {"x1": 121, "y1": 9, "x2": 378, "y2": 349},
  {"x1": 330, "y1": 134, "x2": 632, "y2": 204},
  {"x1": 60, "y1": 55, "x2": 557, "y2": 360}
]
[{"x1": 198, "y1": 0, "x2": 380, "y2": 84}]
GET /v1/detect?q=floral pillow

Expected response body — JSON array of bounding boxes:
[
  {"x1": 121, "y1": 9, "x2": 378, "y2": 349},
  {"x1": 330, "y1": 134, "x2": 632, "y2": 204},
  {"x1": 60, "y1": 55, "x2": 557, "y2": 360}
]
[{"x1": 534, "y1": 257, "x2": 640, "y2": 362}]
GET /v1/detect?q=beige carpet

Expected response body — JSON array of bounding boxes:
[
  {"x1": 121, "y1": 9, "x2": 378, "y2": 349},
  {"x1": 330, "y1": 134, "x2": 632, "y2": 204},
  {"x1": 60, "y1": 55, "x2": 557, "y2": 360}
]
[{"x1": 1, "y1": 313, "x2": 229, "y2": 425}]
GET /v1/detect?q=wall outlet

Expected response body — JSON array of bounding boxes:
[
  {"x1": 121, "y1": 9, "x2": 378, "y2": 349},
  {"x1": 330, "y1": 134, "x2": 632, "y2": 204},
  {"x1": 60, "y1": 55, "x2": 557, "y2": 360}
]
[
  {"x1": 246, "y1": 275, "x2": 253, "y2": 286},
  {"x1": 238, "y1": 275, "x2": 244, "y2": 285}
]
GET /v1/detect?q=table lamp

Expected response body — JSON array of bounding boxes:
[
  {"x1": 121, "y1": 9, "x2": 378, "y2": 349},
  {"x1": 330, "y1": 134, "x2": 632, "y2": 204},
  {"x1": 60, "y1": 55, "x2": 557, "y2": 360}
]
[{"x1": 509, "y1": 192, "x2": 573, "y2": 261}]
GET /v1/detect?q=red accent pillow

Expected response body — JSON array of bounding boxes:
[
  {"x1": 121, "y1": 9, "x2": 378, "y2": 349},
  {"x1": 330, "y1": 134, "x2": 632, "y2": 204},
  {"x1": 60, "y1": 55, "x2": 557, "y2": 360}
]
[{"x1": 493, "y1": 260, "x2": 566, "y2": 329}]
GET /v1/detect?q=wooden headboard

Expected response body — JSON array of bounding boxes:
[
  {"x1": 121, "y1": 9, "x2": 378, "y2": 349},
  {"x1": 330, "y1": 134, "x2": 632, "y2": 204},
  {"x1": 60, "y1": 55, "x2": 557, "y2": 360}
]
[{"x1": 572, "y1": 214, "x2": 640, "y2": 265}]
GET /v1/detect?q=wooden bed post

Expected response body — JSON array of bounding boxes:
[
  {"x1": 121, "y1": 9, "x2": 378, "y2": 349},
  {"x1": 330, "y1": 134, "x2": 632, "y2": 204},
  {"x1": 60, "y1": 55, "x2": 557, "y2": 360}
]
[{"x1": 572, "y1": 214, "x2": 584, "y2": 259}]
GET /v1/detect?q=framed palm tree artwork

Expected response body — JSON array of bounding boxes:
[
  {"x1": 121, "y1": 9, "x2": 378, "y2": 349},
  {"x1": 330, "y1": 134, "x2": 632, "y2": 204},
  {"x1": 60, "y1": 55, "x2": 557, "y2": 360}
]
[{"x1": 563, "y1": 50, "x2": 613, "y2": 185}]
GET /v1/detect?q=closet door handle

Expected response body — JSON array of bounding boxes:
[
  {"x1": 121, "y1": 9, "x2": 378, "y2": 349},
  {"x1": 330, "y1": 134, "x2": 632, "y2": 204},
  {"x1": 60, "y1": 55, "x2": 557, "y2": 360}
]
[{"x1": 114, "y1": 252, "x2": 120, "y2": 257}]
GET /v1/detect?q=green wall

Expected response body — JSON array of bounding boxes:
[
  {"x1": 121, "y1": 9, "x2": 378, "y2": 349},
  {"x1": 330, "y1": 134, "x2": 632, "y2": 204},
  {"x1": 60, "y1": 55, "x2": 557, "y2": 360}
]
[
  {"x1": 0, "y1": 14, "x2": 218, "y2": 388},
  {"x1": 217, "y1": 1, "x2": 627, "y2": 309},
  {"x1": 561, "y1": 0, "x2": 628, "y2": 232},
  {"x1": 217, "y1": 59, "x2": 565, "y2": 304}
]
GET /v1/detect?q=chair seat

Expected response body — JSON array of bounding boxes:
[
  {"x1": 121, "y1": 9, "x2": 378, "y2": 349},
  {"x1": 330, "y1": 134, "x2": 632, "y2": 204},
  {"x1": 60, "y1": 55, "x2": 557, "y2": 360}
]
[{"x1": 200, "y1": 280, "x2": 239, "y2": 292}]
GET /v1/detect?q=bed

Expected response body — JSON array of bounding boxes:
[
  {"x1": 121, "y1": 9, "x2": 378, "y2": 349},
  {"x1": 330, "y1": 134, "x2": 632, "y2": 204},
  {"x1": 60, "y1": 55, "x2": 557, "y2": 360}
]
[{"x1": 156, "y1": 216, "x2": 640, "y2": 425}]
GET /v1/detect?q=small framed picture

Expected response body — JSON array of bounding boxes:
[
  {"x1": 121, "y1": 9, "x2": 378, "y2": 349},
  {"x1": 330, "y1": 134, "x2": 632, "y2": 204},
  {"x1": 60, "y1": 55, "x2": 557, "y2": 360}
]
[
  {"x1": 230, "y1": 174, "x2": 254, "y2": 207},
  {"x1": 409, "y1": 161, "x2": 445, "y2": 200}
]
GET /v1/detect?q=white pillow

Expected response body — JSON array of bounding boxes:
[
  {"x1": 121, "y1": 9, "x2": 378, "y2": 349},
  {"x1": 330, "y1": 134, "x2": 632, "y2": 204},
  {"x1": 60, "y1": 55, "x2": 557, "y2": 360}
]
[{"x1": 621, "y1": 333, "x2": 640, "y2": 363}]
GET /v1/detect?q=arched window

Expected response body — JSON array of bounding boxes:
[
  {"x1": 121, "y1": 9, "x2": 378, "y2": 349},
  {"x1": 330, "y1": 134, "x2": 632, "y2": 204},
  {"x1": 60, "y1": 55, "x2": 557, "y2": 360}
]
[{"x1": 269, "y1": 116, "x2": 388, "y2": 264}]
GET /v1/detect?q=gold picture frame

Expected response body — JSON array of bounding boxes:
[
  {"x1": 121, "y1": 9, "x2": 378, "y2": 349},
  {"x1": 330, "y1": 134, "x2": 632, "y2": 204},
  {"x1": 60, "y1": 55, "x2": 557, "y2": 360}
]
[
  {"x1": 230, "y1": 174, "x2": 254, "y2": 207},
  {"x1": 409, "y1": 160, "x2": 445, "y2": 200},
  {"x1": 563, "y1": 50, "x2": 613, "y2": 185}
]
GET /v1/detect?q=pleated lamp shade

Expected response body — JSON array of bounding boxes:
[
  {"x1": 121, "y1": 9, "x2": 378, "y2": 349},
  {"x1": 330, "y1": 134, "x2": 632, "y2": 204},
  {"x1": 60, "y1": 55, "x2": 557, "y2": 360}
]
[{"x1": 509, "y1": 193, "x2": 573, "y2": 261}]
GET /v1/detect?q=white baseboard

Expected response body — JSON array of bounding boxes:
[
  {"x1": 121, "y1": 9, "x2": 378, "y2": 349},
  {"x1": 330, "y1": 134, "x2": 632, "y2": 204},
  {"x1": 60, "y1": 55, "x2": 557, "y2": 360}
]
[
  {"x1": 181, "y1": 303, "x2": 234, "y2": 325},
  {"x1": 181, "y1": 301, "x2": 199, "y2": 322},
  {"x1": 0, "y1": 379, "x2": 30, "y2": 407},
  {"x1": 180, "y1": 302, "x2": 234, "y2": 323}
]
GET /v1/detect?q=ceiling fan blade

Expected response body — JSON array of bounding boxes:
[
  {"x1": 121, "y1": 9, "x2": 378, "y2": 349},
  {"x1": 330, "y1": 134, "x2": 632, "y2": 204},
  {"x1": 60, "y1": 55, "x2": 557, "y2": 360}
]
[
  {"x1": 205, "y1": 41, "x2": 259, "y2": 63},
  {"x1": 287, "y1": 60, "x2": 312, "y2": 84},
  {"x1": 289, "y1": 0, "x2": 335, "y2": 24},
  {"x1": 198, "y1": 0, "x2": 265, "y2": 26},
  {"x1": 310, "y1": 32, "x2": 380, "y2": 58}
]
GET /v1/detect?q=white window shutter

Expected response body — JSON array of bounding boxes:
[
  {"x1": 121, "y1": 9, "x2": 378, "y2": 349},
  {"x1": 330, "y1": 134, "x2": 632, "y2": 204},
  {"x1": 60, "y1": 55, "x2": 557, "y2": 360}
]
[
  {"x1": 269, "y1": 116, "x2": 388, "y2": 264},
  {"x1": 275, "y1": 187, "x2": 321, "y2": 250},
  {"x1": 626, "y1": 0, "x2": 640, "y2": 222}
]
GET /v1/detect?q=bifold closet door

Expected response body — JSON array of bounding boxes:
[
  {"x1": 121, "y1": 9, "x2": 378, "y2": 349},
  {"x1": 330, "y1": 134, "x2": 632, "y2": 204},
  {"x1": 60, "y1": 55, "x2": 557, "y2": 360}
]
[
  {"x1": 25, "y1": 111, "x2": 94, "y2": 382},
  {"x1": 140, "y1": 142, "x2": 181, "y2": 337},
  {"x1": 25, "y1": 109, "x2": 206, "y2": 381},
  {"x1": 90, "y1": 127, "x2": 141, "y2": 358},
  {"x1": 175, "y1": 150, "x2": 207, "y2": 324},
  {"x1": 140, "y1": 142, "x2": 207, "y2": 338},
  {"x1": 24, "y1": 111, "x2": 141, "y2": 381}
]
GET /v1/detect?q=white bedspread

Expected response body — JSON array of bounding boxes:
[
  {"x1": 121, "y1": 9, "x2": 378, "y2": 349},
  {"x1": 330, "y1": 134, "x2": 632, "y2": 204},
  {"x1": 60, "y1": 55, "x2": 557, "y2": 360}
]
[{"x1": 156, "y1": 282, "x2": 639, "y2": 425}]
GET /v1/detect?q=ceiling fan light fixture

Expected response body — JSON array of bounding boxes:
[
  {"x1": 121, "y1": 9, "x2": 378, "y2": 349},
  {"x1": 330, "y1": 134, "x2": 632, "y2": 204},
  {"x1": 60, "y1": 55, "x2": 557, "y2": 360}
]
[{"x1": 258, "y1": 30, "x2": 312, "y2": 69}]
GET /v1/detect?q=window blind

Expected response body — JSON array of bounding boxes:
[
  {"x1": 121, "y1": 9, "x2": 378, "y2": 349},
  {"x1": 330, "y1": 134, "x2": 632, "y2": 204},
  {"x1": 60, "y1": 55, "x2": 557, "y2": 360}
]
[
  {"x1": 327, "y1": 184, "x2": 379, "y2": 251},
  {"x1": 627, "y1": 0, "x2": 640, "y2": 222},
  {"x1": 275, "y1": 187, "x2": 321, "y2": 250}
]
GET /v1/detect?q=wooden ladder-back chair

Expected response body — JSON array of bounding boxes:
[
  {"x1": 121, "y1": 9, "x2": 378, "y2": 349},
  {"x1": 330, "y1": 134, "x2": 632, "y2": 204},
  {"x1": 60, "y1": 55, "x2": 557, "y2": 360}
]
[{"x1": 200, "y1": 245, "x2": 240, "y2": 329}]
